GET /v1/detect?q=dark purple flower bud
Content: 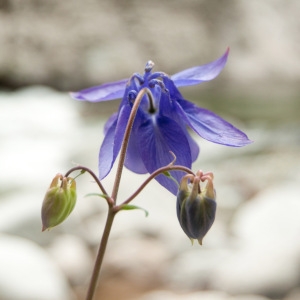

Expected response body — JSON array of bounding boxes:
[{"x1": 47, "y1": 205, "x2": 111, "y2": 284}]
[
  {"x1": 41, "y1": 174, "x2": 77, "y2": 231},
  {"x1": 177, "y1": 170, "x2": 216, "y2": 245}
]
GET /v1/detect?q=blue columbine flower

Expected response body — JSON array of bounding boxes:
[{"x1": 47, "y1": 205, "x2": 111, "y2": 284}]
[{"x1": 71, "y1": 49, "x2": 251, "y2": 194}]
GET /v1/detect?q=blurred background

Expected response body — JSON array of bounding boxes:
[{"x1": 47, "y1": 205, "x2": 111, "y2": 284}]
[{"x1": 1, "y1": 0, "x2": 300, "y2": 299}]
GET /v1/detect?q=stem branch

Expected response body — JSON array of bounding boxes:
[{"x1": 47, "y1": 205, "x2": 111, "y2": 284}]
[
  {"x1": 64, "y1": 166, "x2": 111, "y2": 204},
  {"x1": 120, "y1": 165, "x2": 194, "y2": 206}
]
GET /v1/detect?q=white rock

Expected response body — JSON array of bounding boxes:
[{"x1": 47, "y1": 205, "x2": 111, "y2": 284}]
[
  {"x1": 0, "y1": 86, "x2": 99, "y2": 243},
  {"x1": 0, "y1": 86, "x2": 80, "y2": 190},
  {"x1": 234, "y1": 296, "x2": 271, "y2": 300},
  {"x1": 164, "y1": 247, "x2": 230, "y2": 290},
  {"x1": 0, "y1": 191, "x2": 81, "y2": 246},
  {"x1": 47, "y1": 234, "x2": 93, "y2": 285},
  {"x1": 138, "y1": 290, "x2": 230, "y2": 300},
  {"x1": 211, "y1": 183, "x2": 300, "y2": 296},
  {"x1": 0, "y1": 234, "x2": 74, "y2": 300},
  {"x1": 104, "y1": 235, "x2": 169, "y2": 286}
]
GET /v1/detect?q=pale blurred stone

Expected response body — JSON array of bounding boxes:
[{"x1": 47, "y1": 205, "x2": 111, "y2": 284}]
[
  {"x1": 211, "y1": 184, "x2": 300, "y2": 297},
  {"x1": 0, "y1": 86, "x2": 80, "y2": 190},
  {"x1": 138, "y1": 290, "x2": 272, "y2": 300},
  {"x1": 104, "y1": 235, "x2": 169, "y2": 286},
  {"x1": 47, "y1": 234, "x2": 93, "y2": 285},
  {"x1": 0, "y1": 234, "x2": 74, "y2": 300},
  {"x1": 138, "y1": 290, "x2": 230, "y2": 300},
  {"x1": 164, "y1": 247, "x2": 230, "y2": 290},
  {"x1": 284, "y1": 288, "x2": 300, "y2": 300}
]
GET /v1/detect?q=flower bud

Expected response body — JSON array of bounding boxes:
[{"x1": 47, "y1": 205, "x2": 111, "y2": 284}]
[
  {"x1": 176, "y1": 170, "x2": 216, "y2": 245},
  {"x1": 41, "y1": 173, "x2": 77, "y2": 231}
]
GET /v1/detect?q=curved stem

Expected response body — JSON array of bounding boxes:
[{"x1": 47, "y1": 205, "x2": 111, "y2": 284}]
[
  {"x1": 85, "y1": 208, "x2": 116, "y2": 300},
  {"x1": 119, "y1": 165, "x2": 195, "y2": 207},
  {"x1": 111, "y1": 88, "x2": 152, "y2": 202},
  {"x1": 64, "y1": 166, "x2": 112, "y2": 205}
]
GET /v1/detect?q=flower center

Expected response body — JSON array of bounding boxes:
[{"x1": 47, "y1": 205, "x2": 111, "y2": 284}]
[{"x1": 127, "y1": 61, "x2": 170, "y2": 115}]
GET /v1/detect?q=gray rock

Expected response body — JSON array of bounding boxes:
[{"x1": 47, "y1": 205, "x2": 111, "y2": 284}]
[
  {"x1": 1, "y1": 1, "x2": 300, "y2": 89},
  {"x1": 284, "y1": 288, "x2": 300, "y2": 300}
]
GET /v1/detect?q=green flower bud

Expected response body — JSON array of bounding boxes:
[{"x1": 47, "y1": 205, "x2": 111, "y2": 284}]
[
  {"x1": 41, "y1": 173, "x2": 77, "y2": 231},
  {"x1": 176, "y1": 170, "x2": 216, "y2": 245}
]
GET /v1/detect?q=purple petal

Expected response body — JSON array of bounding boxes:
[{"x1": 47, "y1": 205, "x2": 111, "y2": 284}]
[
  {"x1": 137, "y1": 115, "x2": 192, "y2": 195},
  {"x1": 186, "y1": 131, "x2": 200, "y2": 162},
  {"x1": 124, "y1": 126, "x2": 148, "y2": 174},
  {"x1": 175, "y1": 99, "x2": 252, "y2": 147},
  {"x1": 104, "y1": 112, "x2": 118, "y2": 135},
  {"x1": 98, "y1": 102, "x2": 131, "y2": 179},
  {"x1": 159, "y1": 91, "x2": 200, "y2": 162},
  {"x1": 98, "y1": 118, "x2": 117, "y2": 179},
  {"x1": 70, "y1": 78, "x2": 128, "y2": 102},
  {"x1": 171, "y1": 48, "x2": 229, "y2": 87}
]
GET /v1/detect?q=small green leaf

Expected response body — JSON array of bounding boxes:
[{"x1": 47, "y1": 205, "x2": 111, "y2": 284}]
[
  {"x1": 163, "y1": 171, "x2": 171, "y2": 177},
  {"x1": 72, "y1": 169, "x2": 86, "y2": 181},
  {"x1": 120, "y1": 204, "x2": 149, "y2": 217},
  {"x1": 85, "y1": 193, "x2": 107, "y2": 199},
  {"x1": 162, "y1": 171, "x2": 179, "y2": 188}
]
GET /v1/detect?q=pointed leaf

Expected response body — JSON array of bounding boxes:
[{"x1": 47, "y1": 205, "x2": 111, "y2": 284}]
[
  {"x1": 120, "y1": 204, "x2": 149, "y2": 217},
  {"x1": 84, "y1": 193, "x2": 107, "y2": 199}
]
